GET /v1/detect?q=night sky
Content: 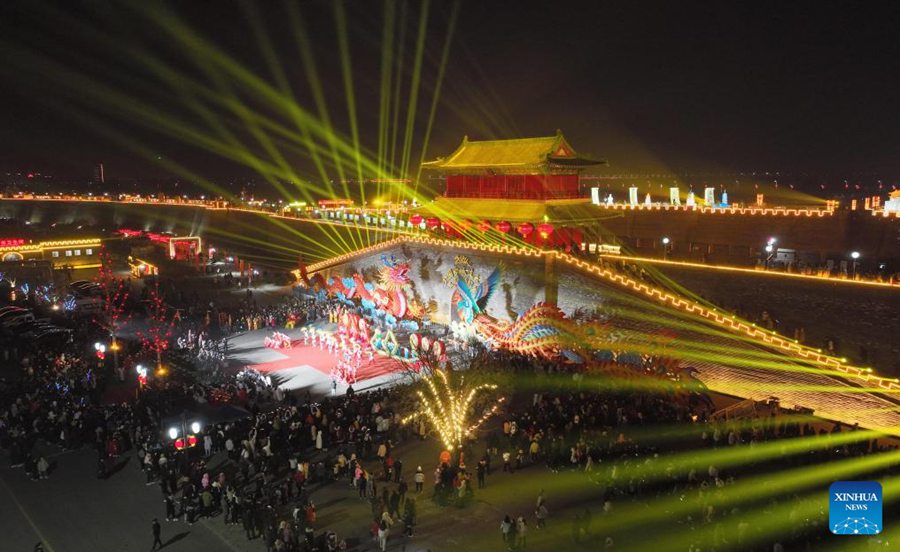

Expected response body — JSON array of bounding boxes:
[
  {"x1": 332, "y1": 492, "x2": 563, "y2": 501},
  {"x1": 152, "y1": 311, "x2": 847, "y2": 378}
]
[{"x1": 1, "y1": 0, "x2": 900, "y2": 190}]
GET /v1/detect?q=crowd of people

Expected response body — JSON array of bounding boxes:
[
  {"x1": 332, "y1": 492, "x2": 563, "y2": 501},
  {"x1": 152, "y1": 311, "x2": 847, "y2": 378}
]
[
  {"x1": 0, "y1": 274, "x2": 369, "y2": 549},
  {"x1": 2, "y1": 264, "x2": 898, "y2": 552},
  {"x1": 483, "y1": 368, "x2": 899, "y2": 550},
  {"x1": 138, "y1": 383, "x2": 412, "y2": 551}
]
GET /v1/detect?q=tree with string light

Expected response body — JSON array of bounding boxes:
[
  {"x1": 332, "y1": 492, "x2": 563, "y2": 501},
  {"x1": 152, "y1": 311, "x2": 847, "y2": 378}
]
[
  {"x1": 137, "y1": 281, "x2": 175, "y2": 375},
  {"x1": 93, "y1": 248, "x2": 130, "y2": 371},
  {"x1": 402, "y1": 367, "x2": 503, "y2": 454}
]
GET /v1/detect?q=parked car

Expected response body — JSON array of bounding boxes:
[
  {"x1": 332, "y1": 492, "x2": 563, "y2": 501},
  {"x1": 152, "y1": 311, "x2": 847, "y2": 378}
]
[
  {"x1": 1, "y1": 312, "x2": 36, "y2": 328},
  {"x1": 74, "y1": 296, "x2": 104, "y2": 314},
  {"x1": 69, "y1": 281, "x2": 101, "y2": 297},
  {"x1": 0, "y1": 308, "x2": 34, "y2": 327}
]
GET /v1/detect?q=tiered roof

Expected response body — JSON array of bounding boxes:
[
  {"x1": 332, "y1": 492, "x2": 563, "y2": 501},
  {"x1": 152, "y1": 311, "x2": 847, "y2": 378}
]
[{"x1": 422, "y1": 130, "x2": 605, "y2": 173}]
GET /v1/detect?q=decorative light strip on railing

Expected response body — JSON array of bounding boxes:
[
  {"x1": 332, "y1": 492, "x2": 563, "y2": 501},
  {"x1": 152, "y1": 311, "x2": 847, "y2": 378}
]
[
  {"x1": 555, "y1": 251, "x2": 900, "y2": 391},
  {"x1": 599, "y1": 254, "x2": 900, "y2": 289},
  {"x1": 304, "y1": 236, "x2": 543, "y2": 273},
  {"x1": 1, "y1": 196, "x2": 224, "y2": 208},
  {"x1": 0, "y1": 238, "x2": 102, "y2": 252},
  {"x1": 306, "y1": 235, "x2": 898, "y2": 391},
  {"x1": 871, "y1": 210, "x2": 900, "y2": 218},
  {"x1": 222, "y1": 208, "x2": 417, "y2": 235},
  {"x1": 2, "y1": 196, "x2": 842, "y2": 219},
  {"x1": 594, "y1": 203, "x2": 834, "y2": 217},
  {"x1": 305, "y1": 238, "x2": 406, "y2": 273},
  {"x1": 1, "y1": 195, "x2": 417, "y2": 235}
]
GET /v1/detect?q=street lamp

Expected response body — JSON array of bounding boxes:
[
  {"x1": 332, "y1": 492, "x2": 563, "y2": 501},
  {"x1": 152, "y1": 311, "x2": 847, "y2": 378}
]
[
  {"x1": 661, "y1": 237, "x2": 671, "y2": 260},
  {"x1": 93, "y1": 342, "x2": 107, "y2": 362},
  {"x1": 850, "y1": 251, "x2": 861, "y2": 278},
  {"x1": 763, "y1": 241, "x2": 775, "y2": 269},
  {"x1": 136, "y1": 364, "x2": 148, "y2": 387},
  {"x1": 109, "y1": 337, "x2": 120, "y2": 372},
  {"x1": 168, "y1": 414, "x2": 202, "y2": 451}
]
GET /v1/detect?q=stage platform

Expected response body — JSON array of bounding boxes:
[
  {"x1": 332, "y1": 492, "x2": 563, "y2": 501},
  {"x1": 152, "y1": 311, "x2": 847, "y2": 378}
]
[{"x1": 225, "y1": 324, "x2": 405, "y2": 396}]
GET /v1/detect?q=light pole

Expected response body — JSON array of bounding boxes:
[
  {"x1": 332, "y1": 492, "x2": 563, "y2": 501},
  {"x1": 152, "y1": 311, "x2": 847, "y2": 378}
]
[
  {"x1": 110, "y1": 335, "x2": 120, "y2": 373},
  {"x1": 662, "y1": 237, "x2": 671, "y2": 260},
  {"x1": 168, "y1": 414, "x2": 202, "y2": 452},
  {"x1": 93, "y1": 342, "x2": 106, "y2": 367},
  {"x1": 136, "y1": 364, "x2": 147, "y2": 389},
  {"x1": 764, "y1": 237, "x2": 777, "y2": 270},
  {"x1": 850, "y1": 251, "x2": 860, "y2": 278}
]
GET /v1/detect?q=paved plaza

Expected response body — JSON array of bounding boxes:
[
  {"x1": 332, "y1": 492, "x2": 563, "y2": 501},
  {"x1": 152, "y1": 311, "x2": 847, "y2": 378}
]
[{"x1": 0, "y1": 415, "x2": 608, "y2": 552}]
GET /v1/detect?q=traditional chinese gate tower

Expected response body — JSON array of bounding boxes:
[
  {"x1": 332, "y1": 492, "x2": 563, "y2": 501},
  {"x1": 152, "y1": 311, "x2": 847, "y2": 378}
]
[{"x1": 421, "y1": 130, "x2": 604, "y2": 201}]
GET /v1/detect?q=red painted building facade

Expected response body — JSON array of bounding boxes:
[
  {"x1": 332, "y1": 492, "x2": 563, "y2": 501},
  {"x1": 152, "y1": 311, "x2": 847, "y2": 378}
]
[{"x1": 423, "y1": 130, "x2": 604, "y2": 200}]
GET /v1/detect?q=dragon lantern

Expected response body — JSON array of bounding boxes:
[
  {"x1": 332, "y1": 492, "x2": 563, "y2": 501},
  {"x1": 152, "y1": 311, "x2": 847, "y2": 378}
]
[{"x1": 301, "y1": 254, "x2": 424, "y2": 324}]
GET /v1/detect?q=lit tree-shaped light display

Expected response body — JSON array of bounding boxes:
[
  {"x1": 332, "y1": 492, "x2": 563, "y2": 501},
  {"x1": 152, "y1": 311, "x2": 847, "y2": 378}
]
[
  {"x1": 93, "y1": 248, "x2": 131, "y2": 368},
  {"x1": 404, "y1": 368, "x2": 501, "y2": 452},
  {"x1": 137, "y1": 281, "x2": 174, "y2": 373}
]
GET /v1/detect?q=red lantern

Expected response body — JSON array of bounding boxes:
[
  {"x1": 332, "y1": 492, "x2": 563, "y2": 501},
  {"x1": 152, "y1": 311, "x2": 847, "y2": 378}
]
[
  {"x1": 537, "y1": 222, "x2": 554, "y2": 239},
  {"x1": 187, "y1": 435, "x2": 198, "y2": 448},
  {"x1": 497, "y1": 220, "x2": 512, "y2": 233},
  {"x1": 410, "y1": 214, "x2": 423, "y2": 226},
  {"x1": 517, "y1": 222, "x2": 534, "y2": 237},
  {"x1": 174, "y1": 438, "x2": 185, "y2": 450},
  {"x1": 425, "y1": 217, "x2": 440, "y2": 230},
  {"x1": 478, "y1": 220, "x2": 492, "y2": 232}
]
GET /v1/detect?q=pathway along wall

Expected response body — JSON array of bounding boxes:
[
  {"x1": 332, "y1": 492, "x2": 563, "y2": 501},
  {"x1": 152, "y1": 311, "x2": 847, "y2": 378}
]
[
  {"x1": 593, "y1": 207, "x2": 900, "y2": 268},
  {"x1": 656, "y1": 265, "x2": 900, "y2": 375}
]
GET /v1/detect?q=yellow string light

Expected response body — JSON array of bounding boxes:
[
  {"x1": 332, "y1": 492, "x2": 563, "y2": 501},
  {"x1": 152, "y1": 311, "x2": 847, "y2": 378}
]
[{"x1": 402, "y1": 369, "x2": 499, "y2": 451}]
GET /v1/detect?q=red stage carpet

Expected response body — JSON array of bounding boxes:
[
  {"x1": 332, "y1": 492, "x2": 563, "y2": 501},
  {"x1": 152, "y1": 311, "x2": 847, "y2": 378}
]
[{"x1": 249, "y1": 342, "x2": 403, "y2": 383}]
